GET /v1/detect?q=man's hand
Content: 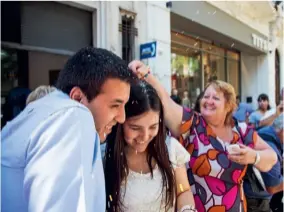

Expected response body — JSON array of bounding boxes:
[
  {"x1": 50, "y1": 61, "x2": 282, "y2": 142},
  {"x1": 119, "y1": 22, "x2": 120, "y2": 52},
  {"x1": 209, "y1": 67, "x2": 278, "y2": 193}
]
[{"x1": 276, "y1": 102, "x2": 283, "y2": 116}]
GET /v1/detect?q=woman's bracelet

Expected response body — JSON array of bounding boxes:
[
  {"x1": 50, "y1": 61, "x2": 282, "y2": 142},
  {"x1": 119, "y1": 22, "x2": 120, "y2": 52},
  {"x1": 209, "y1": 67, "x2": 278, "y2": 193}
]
[
  {"x1": 141, "y1": 67, "x2": 151, "y2": 80},
  {"x1": 177, "y1": 188, "x2": 191, "y2": 198},
  {"x1": 179, "y1": 205, "x2": 197, "y2": 212}
]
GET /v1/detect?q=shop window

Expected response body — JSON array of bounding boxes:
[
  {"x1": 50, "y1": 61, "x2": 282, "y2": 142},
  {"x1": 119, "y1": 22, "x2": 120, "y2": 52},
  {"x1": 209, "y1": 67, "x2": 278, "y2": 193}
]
[
  {"x1": 1, "y1": 48, "x2": 19, "y2": 96},
  {"x1": 119, "y1": 11, "x2": 137, "y2": 64},
  {"x1": 227, "y1": 51, "x2": 239, "y2": 60},
  {"x1": 202, "y1": 42, "x2": 225, "y2": 57},
  {"x1": 171, "y1": 31, "x2": 200, "y2": 49},
  {"x1": 227, "y1": 59, "x2": 240, "y2": 95},
  {"x1": 170, "y1": 31, "x2": 241, "y2": 99},
  {"x1": 171, "y1": 43, "x2": 202, "y2": 107},
  {"x1": 203, "y1": 53, "x2": 225, "y2": 84}
]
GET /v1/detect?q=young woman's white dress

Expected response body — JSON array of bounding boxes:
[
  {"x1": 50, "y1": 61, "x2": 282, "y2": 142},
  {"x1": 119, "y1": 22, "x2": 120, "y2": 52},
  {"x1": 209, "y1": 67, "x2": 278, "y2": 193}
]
[{"x1": 118, "y1": 136, "x2": 191, "y2": 212}]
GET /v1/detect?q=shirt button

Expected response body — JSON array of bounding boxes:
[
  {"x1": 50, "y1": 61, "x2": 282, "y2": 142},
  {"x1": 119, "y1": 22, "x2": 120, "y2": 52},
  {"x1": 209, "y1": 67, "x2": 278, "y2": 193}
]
[{"x1": 92, "y1": 174, "x2": 95, "y2": 179}]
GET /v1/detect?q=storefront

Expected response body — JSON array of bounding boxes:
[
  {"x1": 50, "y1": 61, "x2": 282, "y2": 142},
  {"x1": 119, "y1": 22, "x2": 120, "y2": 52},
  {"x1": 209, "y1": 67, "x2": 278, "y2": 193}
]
[
  {"x1": 171, "y1": 30, "x2": 240, "y2": 106},
  {"x1": 1, "y1": 1, "x2": 99, "y2": 127},
  {"x1": 170, "y1": 1, "x2": 271, "y2": 107}
]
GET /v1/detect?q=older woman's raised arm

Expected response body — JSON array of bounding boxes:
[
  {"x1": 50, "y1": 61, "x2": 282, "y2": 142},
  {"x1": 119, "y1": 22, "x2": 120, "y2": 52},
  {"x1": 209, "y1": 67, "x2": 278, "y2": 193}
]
[{"x1": 129, "y1": 60, "x2": 183, "y2": 137}]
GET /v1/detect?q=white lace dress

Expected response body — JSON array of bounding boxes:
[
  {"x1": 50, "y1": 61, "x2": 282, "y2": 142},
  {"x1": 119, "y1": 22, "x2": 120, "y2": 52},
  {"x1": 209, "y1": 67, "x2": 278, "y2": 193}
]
[{"x1": 119, "y1": 136, "x2": 191, "y2": 212}]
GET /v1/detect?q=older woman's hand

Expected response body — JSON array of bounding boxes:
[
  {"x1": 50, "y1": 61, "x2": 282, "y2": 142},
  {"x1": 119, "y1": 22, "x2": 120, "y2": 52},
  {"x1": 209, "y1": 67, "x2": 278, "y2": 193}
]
[
  {"x1": 228, "y1": 144, "x2": 257, "y2": 165},
  {"x1": 128, "y1": 60, "x2": 148, "y2": 79}
]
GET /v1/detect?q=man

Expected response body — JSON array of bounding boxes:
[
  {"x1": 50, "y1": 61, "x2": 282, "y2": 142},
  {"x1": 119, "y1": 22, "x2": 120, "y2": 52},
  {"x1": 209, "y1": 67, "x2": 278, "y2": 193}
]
[
  {"x1": 170, "y1": 88, "x2": 181, "y2": 105},
  {"x1": 233, "y1": 95, "x2": 254, "y2": 123},
  {"x1": 1, "y1": 47, "x2": 136, "y2": 212},
  {"x1": 244, "y1": 114, "x2": 283, "y2": 212}
]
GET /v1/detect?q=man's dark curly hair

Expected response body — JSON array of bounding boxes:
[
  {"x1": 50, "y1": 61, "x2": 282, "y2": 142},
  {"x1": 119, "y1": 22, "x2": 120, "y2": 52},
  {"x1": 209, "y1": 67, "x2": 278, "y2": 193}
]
[{"x1": 56, "y1": 47, "x2": 137, "y2": 101}]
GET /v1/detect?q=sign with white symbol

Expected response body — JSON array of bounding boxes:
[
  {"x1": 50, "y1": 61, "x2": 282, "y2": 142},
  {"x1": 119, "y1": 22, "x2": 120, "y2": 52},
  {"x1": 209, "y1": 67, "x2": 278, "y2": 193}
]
[
  {"x1": 140, "y1": 41, "x2": 157, "y2": 59},
  {"x1": 252, "y1": 34, "x2": 268, "y2": 52}
]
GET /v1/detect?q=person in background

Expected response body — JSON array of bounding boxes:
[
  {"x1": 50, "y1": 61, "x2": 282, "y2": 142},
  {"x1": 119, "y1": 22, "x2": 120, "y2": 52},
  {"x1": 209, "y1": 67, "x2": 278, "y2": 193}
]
[
  {"x1": 244, "y1": 114, "x2": 283, "y2": 212},
  {"x1": 1, "y1": 47, "x2": 136, "y2": 212},
  {"x1": 129, "y1": 60, "x2": 277, "y2": 212},
  {"x1": 1, "y1": 87, "x2": 31, "y2": 128},
  {"x1": 193, "y1": 91, "x2": 204, "y2": 113},
  {"x1": 249, "y1": 94, "x2": 271, "y2": 129},
  {"x1": 182, "y1": 91, "x2": 191, "y2": 108},
  {"x1": 259, "y1": 88, "x2": 284, "y2": 127},
  {"x1": 104, "y1": 81, "x2": 195, "y2": 212},
  {"x1": 170, "y1": 88, "x2": 181, "y2": 105},
  {"x1": 26, "y1": 85, "x2": 56, "y2": 105},
  {"x1": 233, "y1": 95, "x2": 254, "y2": 123}
]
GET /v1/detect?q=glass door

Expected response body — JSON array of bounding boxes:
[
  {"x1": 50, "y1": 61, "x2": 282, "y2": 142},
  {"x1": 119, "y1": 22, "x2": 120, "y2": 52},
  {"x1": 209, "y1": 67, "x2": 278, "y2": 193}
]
[{"x1": 171, "y1": 43, "x2": 202, "y2": 107}]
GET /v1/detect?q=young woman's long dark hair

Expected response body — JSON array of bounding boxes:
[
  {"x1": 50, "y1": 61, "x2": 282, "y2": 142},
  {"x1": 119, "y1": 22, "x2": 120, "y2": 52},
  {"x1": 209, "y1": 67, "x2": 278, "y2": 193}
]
[{"x1": 104, "y1": 81, "x2": 175, "y2": 212}]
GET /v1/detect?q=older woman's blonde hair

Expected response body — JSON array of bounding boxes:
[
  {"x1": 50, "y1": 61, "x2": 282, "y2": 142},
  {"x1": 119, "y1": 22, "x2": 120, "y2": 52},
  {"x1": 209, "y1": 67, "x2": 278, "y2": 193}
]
[
  {"x1": 204, "y1": 80, "x2": 237, "y2": 126},
  {"x1": 26, "y1": 85, "x2": 56, "y2": 105}
]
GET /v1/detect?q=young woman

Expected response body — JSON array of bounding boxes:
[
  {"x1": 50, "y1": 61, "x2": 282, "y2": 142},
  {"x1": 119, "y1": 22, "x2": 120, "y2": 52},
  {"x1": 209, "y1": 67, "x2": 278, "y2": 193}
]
[
  {"x1": 104, "y1": 81, "x2": 196, "y2": 212},
  {"x1": 248, "y1": 94, "x2": 271, "y2": 129}
]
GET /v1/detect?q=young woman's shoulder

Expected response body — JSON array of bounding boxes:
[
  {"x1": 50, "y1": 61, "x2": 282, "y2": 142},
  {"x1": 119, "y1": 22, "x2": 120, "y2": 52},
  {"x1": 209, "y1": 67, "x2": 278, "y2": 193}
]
[{"x1": 166, "y1": 136, "x2": 190, "y2": 168}]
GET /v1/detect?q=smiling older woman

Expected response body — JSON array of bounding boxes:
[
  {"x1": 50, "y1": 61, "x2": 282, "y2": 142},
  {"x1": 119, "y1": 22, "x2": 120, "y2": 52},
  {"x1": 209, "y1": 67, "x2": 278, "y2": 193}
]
[{"x1": 129, "y1": 61, "x2": 277, "y2": 212}]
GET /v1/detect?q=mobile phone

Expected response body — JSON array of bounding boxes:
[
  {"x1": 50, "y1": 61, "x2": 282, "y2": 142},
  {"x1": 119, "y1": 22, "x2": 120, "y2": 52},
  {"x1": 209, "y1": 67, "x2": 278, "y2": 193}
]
[{"x1": 227, "y1": 144, "x2": 241, "y2": 155}]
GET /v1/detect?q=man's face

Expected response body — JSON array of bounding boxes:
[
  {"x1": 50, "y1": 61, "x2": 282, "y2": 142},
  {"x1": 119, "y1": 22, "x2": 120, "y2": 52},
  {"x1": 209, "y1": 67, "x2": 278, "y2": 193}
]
[
  {"x1": 85, "y1": 78, "x2": 130, "y2": 142},
  {"x1": 172, "y1": 89, "x2": 178, "y2": 96},
  {"x1": 236, "y1": 98, "x2": 240, "y2": 105}
]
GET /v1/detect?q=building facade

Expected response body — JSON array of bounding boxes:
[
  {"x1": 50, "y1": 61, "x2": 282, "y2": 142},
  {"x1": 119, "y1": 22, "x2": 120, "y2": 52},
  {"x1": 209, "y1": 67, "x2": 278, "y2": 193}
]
[
  {"x1": 169, "y1": 1, "x2": 283, "y2": 107},
  {"x1": 1, "y1": 1, "x2": 283, "y2": 115}
]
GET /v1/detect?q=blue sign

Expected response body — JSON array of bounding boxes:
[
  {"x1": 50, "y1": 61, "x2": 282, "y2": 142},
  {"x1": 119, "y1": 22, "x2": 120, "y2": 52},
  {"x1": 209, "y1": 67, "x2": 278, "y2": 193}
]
[{"x1": 140, "y1": 41, "x2": 157, "y2": 60}]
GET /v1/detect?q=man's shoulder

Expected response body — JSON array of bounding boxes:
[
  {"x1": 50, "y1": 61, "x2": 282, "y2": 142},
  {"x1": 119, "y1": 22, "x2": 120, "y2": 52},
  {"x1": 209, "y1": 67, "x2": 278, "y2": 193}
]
[
  {"x1": 1, "y1": 91, "x2": 94, "y2": 168},
  {"x1": 258, "y1": 126, "x2": 277, "y2": 141},
  {"x1": 32, "y1": 90, "x2": 87, "y2": 112}
]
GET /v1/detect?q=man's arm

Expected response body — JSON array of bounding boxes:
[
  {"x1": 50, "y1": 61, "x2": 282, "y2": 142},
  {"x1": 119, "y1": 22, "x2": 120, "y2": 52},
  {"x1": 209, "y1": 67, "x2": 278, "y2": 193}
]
[
  {"x1": 259, "y1": 103, "x2": 283, "y2": 127},
  {"x1": 260, "y1": 142, "x2": 283, "y2": 194},
  {"x1": 267, "y1": 181, "x2": 283, "y2": 194},
  {"x1": 24, "y1": 107, "x2": 103, "y2": 212}
]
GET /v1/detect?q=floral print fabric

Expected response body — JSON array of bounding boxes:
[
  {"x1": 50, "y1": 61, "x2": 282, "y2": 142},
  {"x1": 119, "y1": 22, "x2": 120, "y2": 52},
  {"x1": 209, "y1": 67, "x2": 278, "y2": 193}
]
[{"x1": 180, "y1": 108, "x2": 257, "y2": 212}]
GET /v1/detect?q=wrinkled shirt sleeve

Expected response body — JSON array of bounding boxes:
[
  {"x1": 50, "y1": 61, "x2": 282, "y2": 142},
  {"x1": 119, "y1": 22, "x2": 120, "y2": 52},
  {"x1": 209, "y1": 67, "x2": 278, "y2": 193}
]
[
  {"x1": 261, "y1": 142, "x2": 283, "y2": 187},
  {"x1": 24, "y1": 107, "x2": 103, "y2": 212}
]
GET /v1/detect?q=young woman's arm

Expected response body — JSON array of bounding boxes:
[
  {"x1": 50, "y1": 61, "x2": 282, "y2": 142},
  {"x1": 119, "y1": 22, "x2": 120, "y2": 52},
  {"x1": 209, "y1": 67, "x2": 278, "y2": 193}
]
[{"x1": 174, "y1": 165, "x2": 196, "y2": 211}]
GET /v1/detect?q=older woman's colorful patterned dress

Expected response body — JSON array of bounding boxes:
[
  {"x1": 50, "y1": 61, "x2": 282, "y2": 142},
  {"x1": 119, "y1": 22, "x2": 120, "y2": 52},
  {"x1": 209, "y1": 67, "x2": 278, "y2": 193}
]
[{"x1": 180, "y1": 108, "x2": 257, "y2": 212}]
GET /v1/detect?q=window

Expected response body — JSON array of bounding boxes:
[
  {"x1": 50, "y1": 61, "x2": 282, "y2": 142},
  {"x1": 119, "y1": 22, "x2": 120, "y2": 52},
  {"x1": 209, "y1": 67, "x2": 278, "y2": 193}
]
[
  {"x1": 121, "y1": 15, "x2": 135, "y2": 64},
  {"x1": 171, "y1": 42, "x2": 202, "y2": 107},
  {"x1": 170, "y1": 31, "x2": 241, "y2": 97},
  {"x1": 227, "y1": 59, "x2": 240, "y2": 95}
]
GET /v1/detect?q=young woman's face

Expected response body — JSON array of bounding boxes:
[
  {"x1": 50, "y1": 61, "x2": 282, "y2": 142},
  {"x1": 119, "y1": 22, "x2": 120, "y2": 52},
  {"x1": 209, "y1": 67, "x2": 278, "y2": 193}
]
[
  {"x1": 258, "y1": 99, "x2": 269, "y2": 111},
  {"x1": 123, "y1": 109, "x2": 160, "y2": 153}
]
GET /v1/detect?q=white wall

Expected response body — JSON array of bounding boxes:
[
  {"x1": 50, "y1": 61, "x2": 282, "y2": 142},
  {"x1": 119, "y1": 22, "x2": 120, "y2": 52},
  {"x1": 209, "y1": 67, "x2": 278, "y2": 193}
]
[
  {"x1": 28, "y1": 51, "x2": 69, "y2": 90},
  {"x1": 207, "y1": 1, "x2": 275, "y2": 37},
  {"x1": 104, "y1": 1, "x2": 171, "y2": 93},
  {"x1": 146, "y1": 2, "x2": 171, "y2": 93},
  {"x1": 241, "y1": 51, "x2": 276, "y2": 108},
  {"x1": 241, "y1": 53, "x2": 258, "y2": 106}
]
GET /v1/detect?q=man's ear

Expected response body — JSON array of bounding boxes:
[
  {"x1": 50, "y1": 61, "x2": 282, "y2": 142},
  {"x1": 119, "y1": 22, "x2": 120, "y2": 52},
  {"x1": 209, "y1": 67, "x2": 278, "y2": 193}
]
[{"x1": 69, "y1": 87, "x2": 86, "y2": 103}]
